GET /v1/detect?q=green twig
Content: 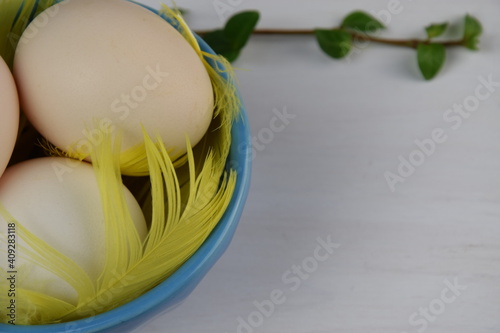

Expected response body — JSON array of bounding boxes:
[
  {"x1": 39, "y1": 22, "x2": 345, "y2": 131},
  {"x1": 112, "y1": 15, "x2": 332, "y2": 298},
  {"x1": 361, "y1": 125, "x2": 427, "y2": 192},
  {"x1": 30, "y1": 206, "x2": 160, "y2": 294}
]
[{"x1": 196, "y1": 28, "x2": 466, "y2": 49}]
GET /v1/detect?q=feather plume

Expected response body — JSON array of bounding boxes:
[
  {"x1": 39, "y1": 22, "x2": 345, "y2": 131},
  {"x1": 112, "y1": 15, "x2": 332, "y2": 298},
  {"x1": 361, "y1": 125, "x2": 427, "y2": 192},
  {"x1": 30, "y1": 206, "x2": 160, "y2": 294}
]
[{"x1": 0, "y1": 1, "x2": 241, "y2": 325}]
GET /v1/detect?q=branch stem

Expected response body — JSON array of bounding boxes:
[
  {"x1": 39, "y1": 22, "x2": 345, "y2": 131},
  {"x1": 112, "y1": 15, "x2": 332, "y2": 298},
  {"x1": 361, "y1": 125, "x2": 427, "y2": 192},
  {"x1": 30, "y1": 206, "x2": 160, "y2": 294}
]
[{"x1": 195, "y1": 28, "x2": 465, "y2": 49}]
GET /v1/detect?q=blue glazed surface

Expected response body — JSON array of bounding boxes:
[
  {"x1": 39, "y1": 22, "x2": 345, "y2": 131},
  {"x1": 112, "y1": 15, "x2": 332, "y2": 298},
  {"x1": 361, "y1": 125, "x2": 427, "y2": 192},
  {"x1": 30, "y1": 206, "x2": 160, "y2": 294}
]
[{"x1": 1, "y1": 5, "x2": 252, "y2": 333}]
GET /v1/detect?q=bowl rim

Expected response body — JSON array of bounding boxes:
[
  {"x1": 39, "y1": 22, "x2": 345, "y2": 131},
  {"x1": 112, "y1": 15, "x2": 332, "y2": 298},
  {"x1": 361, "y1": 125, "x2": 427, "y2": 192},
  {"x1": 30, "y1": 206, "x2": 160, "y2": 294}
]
[{"x1": 0, "y1": 4, "x2": 252, "y2": 332}]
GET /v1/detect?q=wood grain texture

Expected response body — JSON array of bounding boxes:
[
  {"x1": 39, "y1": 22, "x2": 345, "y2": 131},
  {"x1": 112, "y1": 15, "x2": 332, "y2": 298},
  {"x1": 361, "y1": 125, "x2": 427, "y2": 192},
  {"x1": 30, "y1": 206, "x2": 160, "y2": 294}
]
[{"x1": 133, "y1": 1, "x2": 500, "y2": 332}]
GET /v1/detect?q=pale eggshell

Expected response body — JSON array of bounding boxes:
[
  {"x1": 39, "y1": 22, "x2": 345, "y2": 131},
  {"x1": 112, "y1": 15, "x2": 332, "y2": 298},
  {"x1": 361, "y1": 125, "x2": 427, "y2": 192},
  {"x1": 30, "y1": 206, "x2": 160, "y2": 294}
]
[
  {"x1": 0, "y1": 57, "x2": 19, "y2": 178},
  {"x1": 14, "y1": 0, "x2": 214, "y2": 158},
  {"x1": 0, "y1": 157, "x2": 147, "y2": 304}
]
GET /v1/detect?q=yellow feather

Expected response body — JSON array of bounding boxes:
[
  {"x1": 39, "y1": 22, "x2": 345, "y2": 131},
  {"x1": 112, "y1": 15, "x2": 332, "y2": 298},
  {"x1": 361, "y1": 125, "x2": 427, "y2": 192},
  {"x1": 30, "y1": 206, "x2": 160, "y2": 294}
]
[{"x1": 0, "y1": 1, "x2": 241, "y2": 325}]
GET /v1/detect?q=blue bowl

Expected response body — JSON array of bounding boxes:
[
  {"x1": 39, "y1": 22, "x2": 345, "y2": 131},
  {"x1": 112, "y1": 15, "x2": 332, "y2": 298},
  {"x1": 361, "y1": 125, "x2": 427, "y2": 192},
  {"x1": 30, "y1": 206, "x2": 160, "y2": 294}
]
[{"x1": 0, "y1": 5, "x2": 252, "y2": 333}]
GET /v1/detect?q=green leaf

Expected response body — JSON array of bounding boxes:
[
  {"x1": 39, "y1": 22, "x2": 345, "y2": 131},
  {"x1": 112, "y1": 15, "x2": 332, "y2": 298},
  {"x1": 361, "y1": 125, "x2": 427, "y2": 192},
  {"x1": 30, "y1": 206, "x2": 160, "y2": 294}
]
[
  {"x1": 341, "y1": 11, "x2": 385, "y2": 32},
  {"x1": 201, "y1": 30, "x2": 235, "y2": 57},
  {"x1": 224, "y1": 11, "x2": 260, "y2": 50},
  {"x1": 315, "y1": 29, "x2": 352, "y2": 59},
  {"x1": 177, "y1": 8, "x2": 188, "y2": 16},
  {"x1": 417, "y1": 43, "x2": 446, "y2": 80},
  {"x1": 221, "y1": 50, "x2": 242, "y2": 63},
  {"x1": 201, "y1": 11, "x2": 260, "y2": 62},
  {"x1": 463, "y1": 14, "x2": 482, "y2": 50},
  {"x1": 425, "y1": 22, "x2": 448, "y2": 39}
]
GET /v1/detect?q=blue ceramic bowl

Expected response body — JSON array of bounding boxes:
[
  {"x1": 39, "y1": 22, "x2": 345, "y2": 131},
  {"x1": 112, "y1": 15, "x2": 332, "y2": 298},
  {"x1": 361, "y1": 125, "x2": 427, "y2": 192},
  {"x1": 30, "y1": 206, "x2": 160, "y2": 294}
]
[{"x1": 0, "y1": 5, "x2": 252, "y2": 333}]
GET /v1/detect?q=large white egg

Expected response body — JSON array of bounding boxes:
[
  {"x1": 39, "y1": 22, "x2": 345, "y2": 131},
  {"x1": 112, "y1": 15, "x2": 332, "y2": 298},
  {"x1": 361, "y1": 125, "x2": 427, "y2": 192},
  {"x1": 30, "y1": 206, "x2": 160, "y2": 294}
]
[
  {"x1": 14, "y1": 0, "x2": 214, "y2": 159},
  {"x1": 0, "y1": 157, "x2": 147, "y2": 304},
  {"x1": 0, "y1": 56, "x2": 19, "y2": 178}
]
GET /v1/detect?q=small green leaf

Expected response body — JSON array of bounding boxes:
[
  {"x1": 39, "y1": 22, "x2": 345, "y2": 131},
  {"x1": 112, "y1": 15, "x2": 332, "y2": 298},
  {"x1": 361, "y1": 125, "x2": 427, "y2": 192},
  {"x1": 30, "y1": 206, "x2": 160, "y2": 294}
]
[
  {"x1": 224, "y1": 11, "x2": 260, "y2": 50},
  {"x1": 425, "y1": 22, "x2": 448, "y2": 39},
  {"x1": 201, "y1": 30, "x2": 234, "y2": 57},
  {"x1": 315, "y1": 29, "x2": 352, "y2": 59},
  {"x1": 341, "y1": 11, "x2": 385, "y2": 32},
  {"x1": 463, "y1": 14, "x2": 482, "y2": 50},
  {"x1": 223, "y1": 50, "x2": 242, "y2": 62},
  {"x1": 417, "y1": 43, "x2": 446, "y2": 80},
  {"x1": 177, "y1": 8, "x2": 188, "y2": 16},
  {"x1": 201, "y1": 11, "x2": 260, "y2": 62}
]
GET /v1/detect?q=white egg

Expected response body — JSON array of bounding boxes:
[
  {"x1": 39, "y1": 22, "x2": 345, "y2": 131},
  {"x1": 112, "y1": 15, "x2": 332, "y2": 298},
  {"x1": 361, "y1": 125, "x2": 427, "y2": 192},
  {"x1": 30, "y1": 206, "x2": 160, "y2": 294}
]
[
  {"x1": 14, "y1": 0, "x2": 214, "y2": 159},
  {"x1": 0, "y1": 56, "x2": 19, "y2": 178},
  {"x1": 0, "y1": 157, "x2": 147, "y2": 304}
]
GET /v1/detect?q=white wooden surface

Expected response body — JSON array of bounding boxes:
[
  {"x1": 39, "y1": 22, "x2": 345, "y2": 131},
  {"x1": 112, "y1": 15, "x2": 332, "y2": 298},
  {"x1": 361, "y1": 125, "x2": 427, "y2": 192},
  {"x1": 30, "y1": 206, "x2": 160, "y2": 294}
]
[{"x1": 133, "y1": 1, "x2": 500, "y2": 332}]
